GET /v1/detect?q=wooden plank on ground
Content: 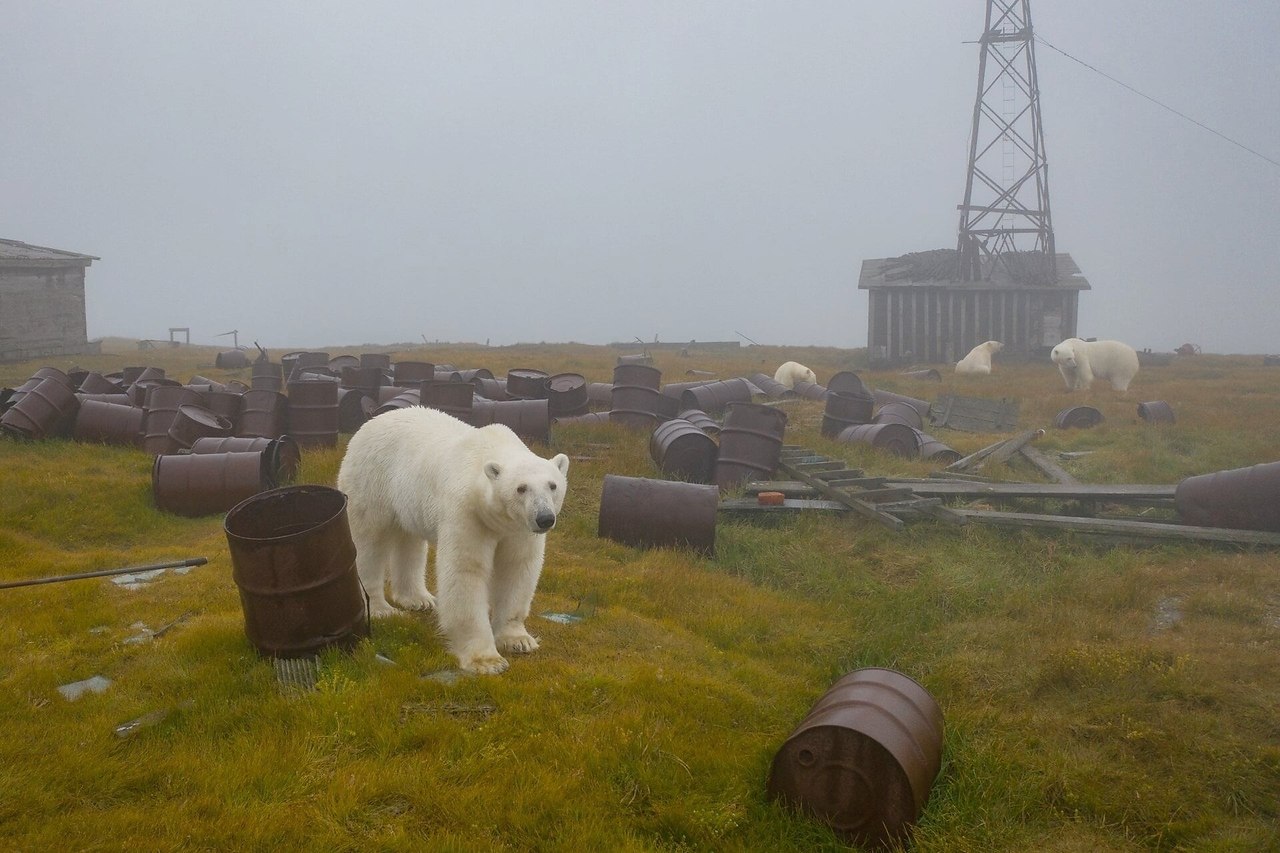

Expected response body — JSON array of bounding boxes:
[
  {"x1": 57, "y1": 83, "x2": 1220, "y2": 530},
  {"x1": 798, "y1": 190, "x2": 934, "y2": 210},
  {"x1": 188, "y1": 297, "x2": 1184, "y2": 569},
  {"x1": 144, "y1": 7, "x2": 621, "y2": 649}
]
[
  {"x1": 779, "y1": 456, "x2": 904, "y2": 531},
  {"x1": 952, "y1": 509, "x2": 1280, "y2": 546},
  {"x1": 887, "y1": 482, "x2": 1177, "y2": 503},
  {"x1": 982, "y1": 429, "x2": 1045, "y2": 468},
  {"x1": 1019, "y1": 445, "x2": 1080, "y2": 484},
  {"x1": 718, "y1": 498, "x2": 848, "y2": 516}
]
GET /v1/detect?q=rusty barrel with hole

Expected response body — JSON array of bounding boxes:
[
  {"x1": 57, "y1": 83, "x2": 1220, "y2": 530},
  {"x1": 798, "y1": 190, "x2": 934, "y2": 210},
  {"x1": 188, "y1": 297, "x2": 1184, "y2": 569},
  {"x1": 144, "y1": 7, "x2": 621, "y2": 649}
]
[
  {"x1": 611, "y1": 363, "x2": 662, "y2": 430},
  {"x1": 190, "y1": 435, "x2": 300, "y2": 486},
  {"x1": 836, "y1": 423, "x2": 922, "y2": 458},
  {"x1": 714, "y1": 402, "x2": 789, "y2": 492},
  {"x1": 153, "y1": 451, "x2": 271, "y2": 517},
  {"x1": 141, "y1": 385, "x2": 204, "y2": 455},
  {"x1": 791, "y1": 380, "x2": 830, "y2": 402},
  {"x1": 649, "y1": 419, "x2": 718, "y2": 484},
  {"x1": 71, "y1": 399, "x2": 144, "y2": 447},
  {"x1": 392, "y1": 361, "x2": 435, "y2": 386},
  {"x1": 224, "y1": 485, "x2": 370, "y2": 659},
  {"x1": 167, "y1": 404, "x2": 234, "y2": 451},
  {"x1": 677, "y1": 408, "x2": 721, "y2": 436},
  {"x1": 872, "y1": 401, "x2": 924, "y2": 431},
  {"x1": 821, "y1": 390, "x2": 875, "y2": 439},
  {"x1": 237, "y1": 389, "x2": 289, "y2": 438},
  {"x1": 1174, "y1": 461, "x2": 1280, "y2": 532},
  {"x1": 767, "y1": 667, "x2": 944, "y2": 849},
  {"x1": 748, "y1": 373, "x2": 795, "y2": 400},
  {"x1": 679, "y1": 378, "x2": 754, "y2": 415},
  {"x1": 287, "y1": 379, "x2": 339, "y2": 448},
  {"x1": 597, "y1": 475, "x2": 717, "y2": 556},
  {"x1": 1137, "y1": 401, "x2": 1175, "y2": 424},
  {"x1": 421, "y1": 380, "x2": 475, "y2": 422},
  {"x1": 0, "y1": 376, "x2": 80, "y2": 439},
  {"x1": 470, "y1": 399, "x2": 551, "y2": 443},
  {"x1": 1054, "y1": 405, "x2": 1104, "y2": 429},
  {"x1": 545, "y1": 373, "x2": 589, "y2": 417},
  {"x1": 506, "y1": 368, "x2": 550, "y2": 400},
  {"x1": 915, "y1": 432, "x2": 961, "y2": 465}
]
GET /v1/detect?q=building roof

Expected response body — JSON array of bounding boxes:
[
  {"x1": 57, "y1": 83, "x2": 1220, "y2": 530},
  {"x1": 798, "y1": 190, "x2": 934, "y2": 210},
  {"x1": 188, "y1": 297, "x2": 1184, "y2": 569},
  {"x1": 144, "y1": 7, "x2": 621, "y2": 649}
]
[
  {"x1": 0, "y1": 238, "x2": 98, "y2": 266},
  {"x1": 859, "y1": 249, "x2": 1089, "y2": 291}
]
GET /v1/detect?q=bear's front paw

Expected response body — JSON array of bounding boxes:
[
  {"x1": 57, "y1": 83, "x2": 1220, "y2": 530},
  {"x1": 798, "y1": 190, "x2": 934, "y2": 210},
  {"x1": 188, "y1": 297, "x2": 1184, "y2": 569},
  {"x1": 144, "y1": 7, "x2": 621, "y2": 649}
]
[
  {"x1": 496, "y1": 630, "x2": 540, "y2": 655},
  {"x1": 367, "y1": 599, "x2": 398, "y2": 619},
  {"x1": 390, "y1": 589, "x2": 437, "y2": 612},
  {"x1": 458, "y1": 651, "x2": 509, "y2": 675}
]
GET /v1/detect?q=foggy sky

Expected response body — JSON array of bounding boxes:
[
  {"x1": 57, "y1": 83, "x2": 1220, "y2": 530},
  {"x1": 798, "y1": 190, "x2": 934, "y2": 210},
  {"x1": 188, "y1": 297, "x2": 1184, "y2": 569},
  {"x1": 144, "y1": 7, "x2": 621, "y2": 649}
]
[{"x1": 2, "y1": 2, "x2": 1278, "y2": 353}]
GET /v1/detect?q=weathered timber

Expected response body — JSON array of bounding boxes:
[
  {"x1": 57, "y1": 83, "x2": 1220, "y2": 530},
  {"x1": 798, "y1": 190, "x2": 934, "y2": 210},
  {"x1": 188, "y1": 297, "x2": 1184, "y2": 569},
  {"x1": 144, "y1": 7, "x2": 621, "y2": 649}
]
[
  {"x1": 889, "y1": 482, "x2": 1176, "y2": 504},
  {"x1": 718, "y1": 498, "x2": 848, "y2": 516},
  {"x1": 793, "y1": 460, "x2": 847, "y2": 472},
  {"x1": 945, "y1": 428, "x2": 1043, "y2": 473},
  {"x1": 929, "y1": 394, "x2": 1021, "y2": 432},
  {"x1": 952, "y1": 509, "x2": 1280, "y2": 546},
  {"x1": 812, "y1": 468, "x2": 868, "y2": 481},
  {"x1": 778, "y1": 456, "x2": 904, "y2": 531},
  {"x1": 1018, "y1": 444, "x2": 1079, "y2": 484}
]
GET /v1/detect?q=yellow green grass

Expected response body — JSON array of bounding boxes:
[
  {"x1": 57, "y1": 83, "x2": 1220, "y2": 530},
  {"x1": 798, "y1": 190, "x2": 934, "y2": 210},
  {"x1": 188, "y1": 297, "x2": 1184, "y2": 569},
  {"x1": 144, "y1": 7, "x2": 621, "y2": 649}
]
[{"x1": 1, "y1": 340, "x2": 1277, "y2": 851}]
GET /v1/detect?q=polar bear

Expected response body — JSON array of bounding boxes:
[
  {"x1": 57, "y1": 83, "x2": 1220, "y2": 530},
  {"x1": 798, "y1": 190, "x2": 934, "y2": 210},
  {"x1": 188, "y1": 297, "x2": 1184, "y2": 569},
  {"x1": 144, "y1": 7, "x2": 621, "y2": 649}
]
[
  {"x1": 955, "y1": 340, "x2": 1003, "y2": 375},
  {"x1": 773, "y1": 360, "x2": 818, "y2": 390},
  {"x1": 1050, "y1": 337, "x2": 1140, "y2": 392},
  {"x1": 336, "y1": 406, "x2": 570, "y2": 674}
]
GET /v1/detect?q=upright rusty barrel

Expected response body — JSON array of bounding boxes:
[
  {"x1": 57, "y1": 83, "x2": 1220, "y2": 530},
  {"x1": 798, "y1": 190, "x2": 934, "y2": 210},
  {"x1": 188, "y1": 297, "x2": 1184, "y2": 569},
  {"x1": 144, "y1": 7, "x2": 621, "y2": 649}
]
[
  {"x1": 836, "y1": 423, "x2": 922, "y2": 458},
  {"x1": 714, "y1": 402, "x2": 788, "y2": 492},
  {"x1": 1137, "y1": 401, "x2": 1176, "y2": 424},
  {"x1": 822, "y1": 391, "x2": 874, "y2": 439},
  {"x1": 287, "y1": 379, "x2": 339, "y2": 448},
  {"x1": 545, "y1": 373, "x2": 589, "y2": 417},
  {"x1": 392, "y1": 361, "x2": 435, "y2": 386},
  {"x1": 768, "y1": 668, "x2": 944, "y2": 849},
  {"x1": 360, "y1": 352, "x2": 392, "y2": 371},
  {"x1": 237, "y1": 389, "x2": 289, "y2": 439},
  {"x1": 224, "y1": 485, "x2": 370, "y2": 659},
  {"x1": 649, "y1": 419, "x2": 718, "y2": 484},
  {"x1": 506, "y1": 368, "x2": 550, "y2": 400},
  {"x1": 421, "y1": 380, "x2": 475, "y2": 422},
  {"x1": 611, "y1": 363, "x2": 662, "y2": 430},
  {"x1": 141, "y1": 385, "x2": 204, "y2": 455},
  {"x1": 598, "y1": 475, "x2": 717, "y2": 556},
  {"x1": 1175, "y1": 461, "x2": 1280, "y2": 532},
  {"x1": 251, "y1": 361, "x2": 284, "y2": 392}
]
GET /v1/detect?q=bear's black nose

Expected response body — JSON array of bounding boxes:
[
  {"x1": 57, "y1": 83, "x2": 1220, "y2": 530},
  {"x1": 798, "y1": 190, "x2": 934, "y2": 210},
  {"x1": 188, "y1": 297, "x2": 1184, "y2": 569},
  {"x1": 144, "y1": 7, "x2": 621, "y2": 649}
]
[{"x1": 536, "y1": 511, "x2": 556, "y2": 530}]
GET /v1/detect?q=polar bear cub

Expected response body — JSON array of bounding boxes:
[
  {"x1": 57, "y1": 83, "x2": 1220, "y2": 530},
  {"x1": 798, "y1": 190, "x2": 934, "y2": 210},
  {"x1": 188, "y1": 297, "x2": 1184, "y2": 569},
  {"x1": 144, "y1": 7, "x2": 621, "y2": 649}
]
[
  {"x1": 955, "y1": 340, "x2": 1003, "y2": 375},
  {"x1": 1050, "y1": 337, "x2": 1140, "y2": 392},
  {"x1": 773, "y1": 360, "x2": 818, "y2": 390},
  {"x1": 336, "y1": 406, "x2": 570, "y2": 674}
]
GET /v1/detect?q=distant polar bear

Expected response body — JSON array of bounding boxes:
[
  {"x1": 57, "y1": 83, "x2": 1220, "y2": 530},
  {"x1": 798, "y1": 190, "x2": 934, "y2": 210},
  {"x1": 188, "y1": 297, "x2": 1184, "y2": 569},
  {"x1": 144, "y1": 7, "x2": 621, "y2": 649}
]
[
  {"x1": 336, "y1": 406, "x2": 570, "y2": 674},
  {"x1": 1050, "y1": 337, "x2": 1140, "y2": 392},
  {"x1": 773, "y1": 361, "x2": 818, "y2": 389},
  {"x1": 955, "y1": 340, "x2": 1004, "y2": 375}
]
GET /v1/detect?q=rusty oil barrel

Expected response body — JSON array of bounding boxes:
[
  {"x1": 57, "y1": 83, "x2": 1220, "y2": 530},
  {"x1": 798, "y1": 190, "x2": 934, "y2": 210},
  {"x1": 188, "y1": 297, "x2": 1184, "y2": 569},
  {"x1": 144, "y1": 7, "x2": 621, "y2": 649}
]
[
  {"x1": 649, "y1": 419, "x2": 718, "y2": 484},
  {"x1": 141, "y1": 385, "x2": 204, "y2": 455},
  {"x1": 77, "y1": 372, "x2": 126, "y2": 395},
  {"x1": 236, "y1": 389, "x2": 290, "y2": 439},
  {"x1": 224, "y1": 485, "x2": 369, "y2": 659},
  {"x1": 1054, "y1": 405, "x2": 1104, "y2": 429},
  {"x1": 714, "y1": 402, "x2": 788, "y2": 492},
  {"x1": 748, "y1": 373, "x2": 795, "y2": 400},
  {"x1": 792, "y1": 380, "x2": 830, "y2": 402},
  {"x1": 455, "y1": 368, "x2": 494, "y2": 385},
  {"x1": 915, "y1": 432, "x2": 962, "y2": 465},
  {"x1": 0, "y1": 376, "x2": 80, "y2": 440},
  {"x1": 677, "y1": 408, "x2": 722, "y2": 436},
  {"x1": 470, "y1": 399, "x2": 551, "y2": 443},
  {"x1": 611, "y1": 363, "x2": 662, "y2": 430},
  {"x1": 552, "y1": 410, "x2": 613, "y2": 426},
  {"x1": 900, "y1": 368, "x2": 942, "y2": 382},
  {"x1": 836, "y1": 423, "x2": 922, "y2": 458},
  {"x1": 506, "y1": 368, "x2": 550, "y2": 400},
  {"x1": 475, "y1": 378, "x2": 511, "y2": 401},
  {"x1": 251, "y1": 361, "x2": 284, "y2": 392},
  {"x1": 71, "y1": 399, "x2": 144, "y2": 447},
  {"x1": 287, "y1": 379, "x2": 339, "y2": 448},
  {"x1": 131, "y1": 366, "x2": 167, "y2": 386},
  {"x1": 597, "y1": 474, "x2": 717, "y2": 556},
  {"x1": 545, "y1": 373, "x2": 589, "y2": 417},
  {"x1": 1137, "y1": 401, "x2": 1176, "y2": 424},
  {"x1": 767, "y1": 667, "x2": 944, "y2": 849},
  {"x1": 190, "y1": 434, "x2": 301, "y2": 487},
  {"x1": 153, "y1": 450, "x2": 272, "y2": 517},
  {"x1": 821, "y1": 390, "x2": 875, "y2": 439},
  {"x1": 203, "y1": 390, "x2": 244, "y2": 425},
  {"x1": 679, "y1": 378, "x2": 754, "y2": 415},
  {"x1": 360, "y1": 352, "x2": 391, "y2": 371},
  {"x1": 340, "y1": 366, "x2": 385, "y2": 395},
  {"x1": 873, "y1": 401, "x2": 925, "y2": 431},
  {"x1": 421, "y1": 380, "x2": 475, "y2": 421},
  {"x1": 215, "y1": 350, "x2": 251, "y2": 369},
  {"x1": 586, "y1": 381, "x2": 614, "y2": 410},
  {"x1": 871, "y1": 390, "x2": 931, "y2": 421},
  {"x1": 328, "y1": 355, "x2": 360, "y2": 373},
  {"x1": 167, "y1": 404, "x2": 234, "y2": 451},
  {"x1": 337, "y1": 388, "x2": 375, "y2": 433},
  {"x1": 374, "y1": 389, "x2": 421, "y2": 416},
  {"x1": 392, "y1": 361, "x2": 435, "y2": 386},
  {"x1": 827, "y1": 371, "x2": 868, "y2": 396},
  {"x1": 1174, "y1": 461, "x2": 1280, "y2": 532}
]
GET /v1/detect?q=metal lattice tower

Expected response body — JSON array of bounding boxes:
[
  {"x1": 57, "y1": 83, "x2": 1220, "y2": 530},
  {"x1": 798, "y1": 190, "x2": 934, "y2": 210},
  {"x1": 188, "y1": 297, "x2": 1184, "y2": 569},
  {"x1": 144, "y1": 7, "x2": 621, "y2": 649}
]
[{"x1": 956, "y1": 0, "x2": 1056, "y2": 284}]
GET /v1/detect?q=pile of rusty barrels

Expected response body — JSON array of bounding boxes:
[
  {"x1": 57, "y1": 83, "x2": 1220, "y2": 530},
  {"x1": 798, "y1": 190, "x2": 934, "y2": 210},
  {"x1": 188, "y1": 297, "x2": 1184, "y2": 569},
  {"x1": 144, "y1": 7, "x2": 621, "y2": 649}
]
[{"x1": 817, "y1": 374, "x2": 959, "y2": 464}]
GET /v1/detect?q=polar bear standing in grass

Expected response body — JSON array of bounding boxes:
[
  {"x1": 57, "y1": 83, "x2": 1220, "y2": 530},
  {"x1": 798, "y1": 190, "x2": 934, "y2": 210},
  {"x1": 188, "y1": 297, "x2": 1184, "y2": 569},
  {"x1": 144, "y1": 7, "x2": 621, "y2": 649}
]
[
  {"x1": 773, "y1": 360, "x2": 818, "y2": 389},
  {"x1": 336, "y1": 406, "x2": 570, "y2": 674},
  {"x1": 1050, "y1": 337, "x2": 1140, "y2": 392},
  {"x1": 955, "y1": 340, "x2": 1003, "y2": 375}
]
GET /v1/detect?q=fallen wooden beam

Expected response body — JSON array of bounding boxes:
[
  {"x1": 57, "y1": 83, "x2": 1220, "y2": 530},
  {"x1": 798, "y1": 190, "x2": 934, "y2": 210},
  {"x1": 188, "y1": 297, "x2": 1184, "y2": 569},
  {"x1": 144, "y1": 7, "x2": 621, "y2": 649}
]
[
  {"x1": 1018, "y1": 445, "x2": 1079, "y2": 484},
  {"x1": 718, "y1": 498, "x2": 848, "y2": 516},
  {"x1": 945, "y1": 428, "x2": 1044, "y2": 474},
  {"x1": 778, "y1": 458, "x2": 905, "y2": 531},
  {"x1": 951, "y1": 509, "x2": 1280, "y2": 546},
  {"x1": 886, "y1": 482, "x2": 1176, "y2": 503}
]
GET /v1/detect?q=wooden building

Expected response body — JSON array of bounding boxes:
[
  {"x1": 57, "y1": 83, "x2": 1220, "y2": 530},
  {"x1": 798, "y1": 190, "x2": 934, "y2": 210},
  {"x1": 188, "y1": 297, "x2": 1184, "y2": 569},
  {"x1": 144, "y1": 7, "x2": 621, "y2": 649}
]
[
  {"x1": 0, "y1": 238, "x2": 99, "y2": 362},
  {"x1": 858, "y1": 249, "x2": 1090, "y2": 366}
]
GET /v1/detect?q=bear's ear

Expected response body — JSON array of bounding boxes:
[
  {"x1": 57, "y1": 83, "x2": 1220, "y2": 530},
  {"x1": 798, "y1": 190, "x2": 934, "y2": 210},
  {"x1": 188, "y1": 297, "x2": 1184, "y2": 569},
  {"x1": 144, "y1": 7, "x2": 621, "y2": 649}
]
[
  {"x1": 484, "y1": 461, "x2": 502, "y2": 481},
  {"x1": 551, "y1": 453, "x2": 570, "y2": 476}
]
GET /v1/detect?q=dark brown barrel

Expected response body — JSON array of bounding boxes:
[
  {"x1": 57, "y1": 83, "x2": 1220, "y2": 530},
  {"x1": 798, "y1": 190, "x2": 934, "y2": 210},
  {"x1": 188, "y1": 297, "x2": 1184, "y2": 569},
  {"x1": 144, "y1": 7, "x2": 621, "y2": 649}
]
[
  {"x1": 455, "y1": 368, "x2": 495, "y2": 384},
  {"x1": 392, "y1": 361, "x2": 435, "y2": 385},
  {"x1": 475, "y1": 377, "x2": 511, "y2": 401},
  {"x1": 871, "y1": 390, "x2": 931, "y2": 421},
  {"x1": 420, "y1": 380, "x2": 475, "y2": 421},
  {"x1": 552, "y1": 410, "x2": 613, "y2": 426},
  {"x1": 187, "y1": 375, "x2": 226, "y2": 392},
  {"x1": 545, "y1": 373, "x2": 589, "y2": 417},
  {"x1": 77, "y1": 372, "x2": 126, "y2": 395},
  {"x1": 374, "y1": 389, "x2": 421, "y2": 416},
  {"x1": 132, "y1": 366, "x2": 167, "y2": 386},
  {"x1": 827, "y1": 371, "x2": 868, "y2": 396},
  {"x1": 506, "y1": 368, "x2": 550, "y2": 400},
  {"x1": 120, "y1": 366, "x2": 147, "y2": 386},
  {"x1": 1054, "y1": 405, "x2": 1104, "y2": 429},
  {"x1": 611, "y1": 363, "x2": 663, "y2": 430},
  {"x1": 167, "y1": 404, "x2": 234, "y2": 451},
  {"x1": 915, "y1": 432, "x2": 961, "y2": 465},
  {"x1": 190, "y1": 435, "x2": 300, "y2": 487},
  {"x1": 836, "y1": 423, "x2": 922, "y2": 458},
  {"x1": 0, "y1": 377, "x2": 80, "y2": 439},
  {"x1": 873, "y1": 401, "x2": 924, "y2": 431},
  {"x1": 1137, "y1": 401, "x2": 1175, "y2": 424},
  {"x1": 767, "y1": 667, "x2": 944, "y2": 849},
  {"x1": 679, "y1": 378, "x2": 754, "y2": 415},
  {"x1": 822, "y1": 391, "x2": 875, "y2": 439},
  {"x1": 714, "y1": 402, "x2": 788, "y2": 492},
  {"x1": 287, "y1": 380, "x2": 339, "y2": 448},
  {"x1": 336, "y1": 388, "x2": 375, "y2": 433},
  {"x1": 340, "y1": 366, "x2": 385, "y2": 395},
  {"x1": 677, "y1": 408, "x2": 722, "y2": 436},
  {"x1": 328, "y1": 355, "x2": 360, "y2": 372},
  {"x1": 237, "y1": 389, "x2": 290, "y2": 438},
  {"x1": 748, "y1": 373, "x2": 795, "y2": 400},
  {"x1": 597, "y1": 474, "x2": 717, "y2": 556},
  {"x1": 152, "y1": 451, "x2": 271, "y2": 517},
  {"x1": 376, "y1": 385, "x2": 412, "y2": 405},
  {"x1": 71, "y1": 399, "x2": 144, "y2": 447},
  {"x1": 470, "y1": 399, "x2": 550, "y2": 443},
  {"x1": 900, "y1": 368, "x2": 942, "y2": 382},
  {"x1": 586, "y1": 382, "x2": 614, "y2": 410},
  {"x1": 649, "y1": 419, "x2": 718, "y2": 484},
  {"x1": 792, "y1": 380, "x2": 830, "y2": 401},
  {"x1": 203, "y1": 390, "x2": 244, "y2": 424},
  {"x1": 224, "y1": 485, "x2": 369, "y2": 659},
  {"x1": 215, "y1": 350, "x2": 251, "y2": 369},
  {"x1": 1175, "y1": 461, "x2": 1280, "y2": 532},
  {"x1": 251, "y1": 361, "x2": 284, "y2": 392},
  {"x1": 360, "y1": 353, "x2": 392, "y2": 371},
  {"x1": 141, "y1": 385, "x2": 204, "y2": 455},
  {"x1": 613, "y1": 363, "x2": 662, "y2": 390},
  {"x1": 433, "y1": 370, "x2": 463, "y2": 383},
  {"x1": 616, "y1": 353, "x2": 653, "y2": 366}
]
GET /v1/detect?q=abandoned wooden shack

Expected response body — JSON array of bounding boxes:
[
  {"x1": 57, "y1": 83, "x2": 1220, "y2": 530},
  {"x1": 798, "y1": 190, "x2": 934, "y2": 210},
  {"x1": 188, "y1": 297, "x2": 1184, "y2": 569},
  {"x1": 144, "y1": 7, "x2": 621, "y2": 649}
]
[
  {"x1": 857, "y1": 248, "x2": 1091, "y2": 367},
  {"x1": 0, "y1": 238, "x2": 99, "y2": 362}
]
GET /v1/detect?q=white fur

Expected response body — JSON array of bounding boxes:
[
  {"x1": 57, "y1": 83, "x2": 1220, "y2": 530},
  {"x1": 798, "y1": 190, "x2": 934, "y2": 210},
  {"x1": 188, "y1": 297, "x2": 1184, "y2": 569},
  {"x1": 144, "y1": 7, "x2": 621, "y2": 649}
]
[
  {"x1": 1050, "y1": 337, "x2": 1140, "y2": 392},
  {"x1": 955, "y1": 340, "x2": 1004, "y2": 375},
  {"x1": 773, "y1": 360, "x2": 818, "y2": 389},
  {"x1": 336, "y1": 406, "x2": 569, "y2": 674}
]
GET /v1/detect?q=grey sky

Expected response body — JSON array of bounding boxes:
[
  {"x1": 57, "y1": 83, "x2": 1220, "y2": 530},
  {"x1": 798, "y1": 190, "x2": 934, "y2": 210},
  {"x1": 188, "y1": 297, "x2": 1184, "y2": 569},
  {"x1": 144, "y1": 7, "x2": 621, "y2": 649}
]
[{"x1": 2, "y1": 2, "x2": 1277, "y2": 353}]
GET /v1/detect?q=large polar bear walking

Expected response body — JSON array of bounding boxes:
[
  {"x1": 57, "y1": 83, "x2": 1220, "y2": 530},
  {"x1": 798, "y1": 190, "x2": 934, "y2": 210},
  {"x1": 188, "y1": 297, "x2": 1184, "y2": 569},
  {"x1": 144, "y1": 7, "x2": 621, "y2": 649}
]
[
  {"x1": 955, "y1": 340, "x2": 1003, "y2": 375},
  {"x1": 773, "y1": 360, "x2": 818, "y2": 390},
  {"x1": 336, "y1": 406, "x2": 570, "y2": 674},
  {"x1": 1050, "y1": 337, "x2": 1140, "y2": 392}
]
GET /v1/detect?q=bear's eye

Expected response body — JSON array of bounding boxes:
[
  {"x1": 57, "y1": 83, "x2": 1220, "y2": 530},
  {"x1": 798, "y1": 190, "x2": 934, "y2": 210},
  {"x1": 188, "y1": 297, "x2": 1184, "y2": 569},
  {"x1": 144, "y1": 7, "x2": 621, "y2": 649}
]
[
  {"x1": 549, "y1": 483, "x2": 557, "y2": 491},
  {"x1": 517, "y1": 484, "x2": 527, "y2": 494}
]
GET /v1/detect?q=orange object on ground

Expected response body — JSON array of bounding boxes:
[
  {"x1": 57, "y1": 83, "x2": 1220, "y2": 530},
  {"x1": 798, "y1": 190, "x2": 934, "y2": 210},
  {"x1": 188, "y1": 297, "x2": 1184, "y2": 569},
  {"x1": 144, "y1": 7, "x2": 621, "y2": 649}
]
[{"x1": 757, "y1": 491, "x2": 785, "y2": 506}]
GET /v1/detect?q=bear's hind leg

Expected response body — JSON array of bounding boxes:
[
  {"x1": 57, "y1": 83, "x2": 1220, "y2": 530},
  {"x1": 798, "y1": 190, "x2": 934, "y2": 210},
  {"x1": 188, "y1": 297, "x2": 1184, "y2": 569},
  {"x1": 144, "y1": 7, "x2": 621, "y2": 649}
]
[
  {"x1": 490, "y1": 536, "x2": 542, "y2": 655},
  {"x1": 387, "y1": 530, "x2": 436, "y2": 612}
]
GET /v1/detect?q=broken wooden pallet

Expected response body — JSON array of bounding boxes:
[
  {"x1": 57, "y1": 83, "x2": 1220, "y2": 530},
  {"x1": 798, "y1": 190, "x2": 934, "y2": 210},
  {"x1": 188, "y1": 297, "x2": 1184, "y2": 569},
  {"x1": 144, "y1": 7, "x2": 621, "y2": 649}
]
[{"x1": 929, "y1": 394, "x2": 1021, "y2": 432}]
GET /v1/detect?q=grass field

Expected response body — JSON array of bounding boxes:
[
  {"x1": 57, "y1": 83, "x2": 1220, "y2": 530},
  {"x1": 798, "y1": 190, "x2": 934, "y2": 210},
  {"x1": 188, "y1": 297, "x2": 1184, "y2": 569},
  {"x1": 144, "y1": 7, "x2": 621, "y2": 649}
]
[{"x1": 1, "y1": 339, "x2": 1277, "y2": 852}]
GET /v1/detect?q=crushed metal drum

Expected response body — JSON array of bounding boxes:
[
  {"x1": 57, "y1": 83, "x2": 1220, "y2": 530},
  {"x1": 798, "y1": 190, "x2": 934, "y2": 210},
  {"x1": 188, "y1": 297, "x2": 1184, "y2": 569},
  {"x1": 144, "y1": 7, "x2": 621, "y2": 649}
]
[
  {"x1": 1175, "y1": 461, "x2": 1280, "y2": 532},
  {"x1": 336, "y1": 388, "x2": 375, "y2": 433},
  {"x1": 714, "y1": 402, "x2": 788, "y2": 492},
  {"x1": 1137, "y1": 401, "x2": 1175, "y2": 424},
  {"x1": 767, "y1": 667, "x2": 944, "y2": 849},
  {"x1": 1054, "y1": 405, "x2": 1104, "y2": 429},
  {"x1": 597, "y1": 474, "x2": 717, "y2": 556},
  {"x1": 649, "y1": 419, "x2": 718, "y2": 484}
]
